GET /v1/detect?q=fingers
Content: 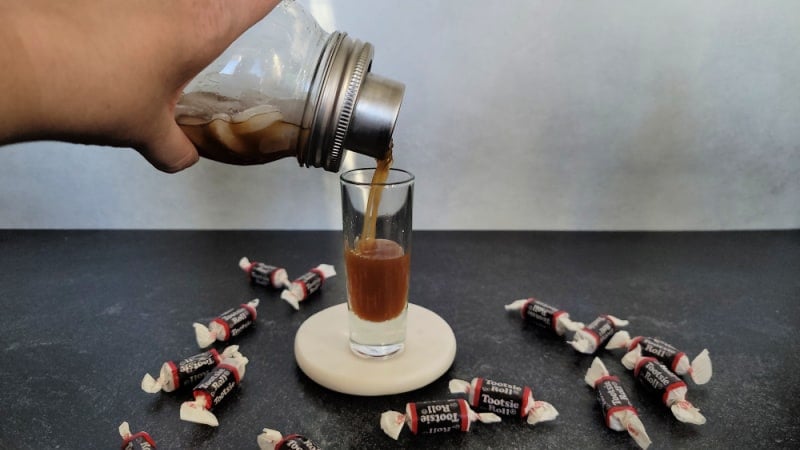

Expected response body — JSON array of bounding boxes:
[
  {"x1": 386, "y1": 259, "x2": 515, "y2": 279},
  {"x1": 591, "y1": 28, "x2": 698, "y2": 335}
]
[{"x1": 139, "y1": 121, "x2": 200, "y2": 173}]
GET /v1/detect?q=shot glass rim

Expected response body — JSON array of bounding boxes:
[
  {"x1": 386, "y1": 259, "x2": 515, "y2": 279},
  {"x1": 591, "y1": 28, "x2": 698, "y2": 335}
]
[{"x1": 340, "y1": 168, "x2": 415, "y2": 187}]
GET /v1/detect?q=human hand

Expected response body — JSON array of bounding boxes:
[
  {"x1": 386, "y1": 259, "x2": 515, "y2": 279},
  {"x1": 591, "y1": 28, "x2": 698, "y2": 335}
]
[{"x1": 0, "y1": 0, "x2": 281, "y2": 172}]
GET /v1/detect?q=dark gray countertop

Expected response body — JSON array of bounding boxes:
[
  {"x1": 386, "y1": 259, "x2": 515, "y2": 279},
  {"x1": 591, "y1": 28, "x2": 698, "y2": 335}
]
[{"x1": 1, "y1": 230, "x2": 798, "y2": 449}]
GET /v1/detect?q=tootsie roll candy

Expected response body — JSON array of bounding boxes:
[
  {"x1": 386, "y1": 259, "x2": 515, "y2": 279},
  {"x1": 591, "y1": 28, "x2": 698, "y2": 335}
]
[
  {"x1": 239, "y1": 257, "x2": 291, "y2": 289},
  {"x1": 569, "y1": 314, "x2": 629, "y2": 354},
  {"x1": 380, "y1": 399, "x2": 501, "y2": 440},
  {"x1": 280, "y1": 264, "x2": 336, "y2": 310},
  {"x1": 141, "y1": 345, "x2": 243, "y2": 393},
  {"x1": 628, "y1": 346, "x2": 706, "y2": 425},
  {"x1": 606, "y1": 331, "x2": 712, "y2": 385},
  {"x1": 179, "y1": 354, "x2": 249, "y2": 427},
  {"x1": 448, "y1": 377, "x2": 558, "y2": 425},
  {"x1": 584, "y1": 358, "x2": 652, "y2": 450},
  {"x1": 504, "y1": 298, "x2": 584, "y2": 336},
  {"x1": 193, "y1": 299, "x2": 259, "y2": 348}
]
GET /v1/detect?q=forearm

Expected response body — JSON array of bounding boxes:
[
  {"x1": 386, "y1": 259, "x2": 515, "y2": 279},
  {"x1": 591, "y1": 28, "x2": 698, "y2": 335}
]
[
  {"x1": 0, "y1": 1, "x2": 156, "y2": 147},
  {"x1": 1, "y1": 0, "x2": 285, "y2": 172},
  {"x1": 0, "y1": 3, "x2": 47, "y2": 144}
]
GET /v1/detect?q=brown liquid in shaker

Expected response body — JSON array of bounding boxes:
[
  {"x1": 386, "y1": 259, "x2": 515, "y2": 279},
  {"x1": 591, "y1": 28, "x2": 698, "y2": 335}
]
[{"x1": 346, "y1": 145, "x2": 411, "y2": 322}]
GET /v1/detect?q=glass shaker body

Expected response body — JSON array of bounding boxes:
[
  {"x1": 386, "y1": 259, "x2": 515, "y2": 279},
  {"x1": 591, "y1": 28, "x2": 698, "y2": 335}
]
[{"x1": 175, "y1": 0, "x2": 404, "y2": 171}]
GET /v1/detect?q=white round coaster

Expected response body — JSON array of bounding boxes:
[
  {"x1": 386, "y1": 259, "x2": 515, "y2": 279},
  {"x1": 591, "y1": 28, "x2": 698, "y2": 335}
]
[{"x1": 294, "y1": 303, "x2": 457, "y2": 396}]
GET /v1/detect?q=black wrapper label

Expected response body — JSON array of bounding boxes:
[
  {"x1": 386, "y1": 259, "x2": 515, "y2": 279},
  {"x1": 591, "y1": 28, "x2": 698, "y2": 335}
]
[
  {"x1": 474, "y1": 378, "x2": 526, "y2": 417},
  {"x1": 595, "y1": 376, "x2": 637, "y2": 427},
  {"x1": 277, "y1": 434, "x2": 322, "y2": 450},
  {"x1": 122, "y1": 432, "x2": 156, "y2": 450},
  {"x1": 250, "y1": 263, "x2": 280, "y2": 286},
  {"x1": 409, "y1": 399, "x2": 469, "y2": 435},
  {"x1": 584, "y1": 316, "x2": 616, "y2": 347},
  {"x1": 636, "y1": 337, "x2": 682, "y2": 369},
  {"x1": 213, "y1": 304, "x2": 256, "y2": 340},
  {"x1": 522, "y1": 300, "x2": 562, "y2": 332},
  {"x1": 172, "y1": 349, "x2": 220, "y2": 389},
  {"x1": 635, "y1": 358, "x2": 685, "y2": 406},
  {"x1": 193, "y1": 364, "x2": 240, "y2": 410},
  {"x1": 295, "y1": 270, "x2": 323, "y2": 298}
]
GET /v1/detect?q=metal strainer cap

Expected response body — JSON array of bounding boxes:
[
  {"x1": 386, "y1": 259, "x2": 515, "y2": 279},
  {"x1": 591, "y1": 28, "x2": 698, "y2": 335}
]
[{"x1": 299, "y1": 32, "x2": 405, "y2": 172}]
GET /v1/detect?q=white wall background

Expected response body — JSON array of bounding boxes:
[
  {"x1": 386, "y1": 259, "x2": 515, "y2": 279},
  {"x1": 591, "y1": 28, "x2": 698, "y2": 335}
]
[{"x1": 1, "y1": 0, "x2": 798, "y2": 230}]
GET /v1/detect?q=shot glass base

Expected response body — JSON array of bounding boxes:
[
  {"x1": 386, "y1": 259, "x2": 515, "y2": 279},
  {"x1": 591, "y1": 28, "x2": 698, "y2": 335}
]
[
  {"x1": 350, "y1": 342, "x2": 404, "y2": 359},
  {"x1": 294, "y1": 303, "x2": 456, "y2": 396}
]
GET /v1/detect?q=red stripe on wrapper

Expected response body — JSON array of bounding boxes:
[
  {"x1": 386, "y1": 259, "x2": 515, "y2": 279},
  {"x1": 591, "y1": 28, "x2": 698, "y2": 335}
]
[
  {"x1": 276, "y1": 434, "x2": 301, "y2": 449},
  {"x1": 408, "y1": 403, "x2": 419, "y2": 435},
  {"x1": 583, "y1": 328, "x2": 602, "y2": 350},
  {"x1": 297, "y1": 281, "x2": 309, "y2": 299},
  {"x1": 594, "y1": 375, "x2": 619, "y2": 389},
  {"x1": 311, "y1": 268, "x2": 325, "y2": 283},
  {"x1": 211, "y1": 318, "x2": 231, "y2": 341},
  {"x1": 552, "y1": 310, "x2": 565, "y2": 332},
  {"x1": 629, "y1": 336, "x2": 643, "y2": 352},
  {"x1": 121, "y1": 431, "x2": 156, "y2": 449},
  {"x1": 521, "y1": 386, "x2": 532, "y2": 418},
  {"x1": 606, "y1": 405, "x2": 638, "y2": 428},
  {"x1": 218, "y1": 363, "x2": 241, "y2": 384},
  {"x1": 662, "y1": 380, "x2": 687, "y2": 406},
  {"x1": 241, "y1": 303, "x2": 258, "y2": 321},
  {"x1": 194, "y1": 390, "x2": 213, "y2": 410},
  {"x1": 633, "y1": 357, "x2": 658, "y2": 377},
  {"x1": 246, "y1": 262, "x2": 256, "y2": 277},
  {"x1": 672, "y1": 352, "x2": 687, "y2": 372},
  {"x1": 167, "y1": 360, "x2": 180, "y2": 392},
  {"x1": 209, "y1": 348, "x2": 221, "y2": 364},
  {"x1": 471, "y1": 378, "x2": 484, "y2": 408},
  {"x1": 458, "y1": 399, "x2": 470, "y2": 432}
]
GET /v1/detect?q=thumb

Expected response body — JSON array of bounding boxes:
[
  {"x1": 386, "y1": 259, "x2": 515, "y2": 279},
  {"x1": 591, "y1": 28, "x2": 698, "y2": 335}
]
[{"x1": 138, "y1": 120, "x2": 200, "y2": 173}]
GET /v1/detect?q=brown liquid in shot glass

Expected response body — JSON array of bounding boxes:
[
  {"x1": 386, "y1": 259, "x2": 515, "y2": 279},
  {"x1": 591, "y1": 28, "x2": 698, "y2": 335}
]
[{"x1": 346, "y1": 146, "x2": 411, "y2": 322}]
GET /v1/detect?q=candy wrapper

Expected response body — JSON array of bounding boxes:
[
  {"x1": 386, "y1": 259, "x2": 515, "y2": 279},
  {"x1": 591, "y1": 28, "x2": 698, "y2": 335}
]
[
  {"x1": 141, "y1": 345, "x2": 243, "y2": 393},
  {"x1": 257, "y1": 428, "x2": 322, "y2": 450},
  {"x1": 606, "y1": 331, "x2": 712, "y2": 385},
  {"x1": 119, "y1": 422, "x2": 156, "y2": 449},
  {"x1": 628, "y1": 346, "x2": 706, "y2": 425},
  {"x1": 569, "y1": 315, "x2": 629, "y2": 354},
  {"x1": 240, "y1": 257, "x2": 291, "y2": 289},
  {"x1": 380, "y1": 399, "x2": 501, "y2": 440},
  {"x1": 193, "y1": 299, "x2": 259, "y2": 348},
  {"x1": 179, "y1": 354, "x2": 249, "y2": 426},
  {"x1": 448, "y1": 377, "x2": 558, "y2": 425},
  {"x1": 280, "y1": 264, "x2": 336, "y2": 310},
  {"x1": 504, "y1": 298, "x2": 584, "y2": 335},
  {"x1": 584, "y1": 358, "x2": 651, "y2": 449}
]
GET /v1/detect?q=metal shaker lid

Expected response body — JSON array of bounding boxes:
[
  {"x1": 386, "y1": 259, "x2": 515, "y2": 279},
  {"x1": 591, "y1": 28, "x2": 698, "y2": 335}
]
[{"x1": 300, "y1": 32, "x2": 405, "y2": 172}]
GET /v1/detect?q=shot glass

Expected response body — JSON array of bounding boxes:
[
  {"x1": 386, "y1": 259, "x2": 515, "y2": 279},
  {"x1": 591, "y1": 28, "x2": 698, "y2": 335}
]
[{"x1": 340, "y1": 168, "x2": 414, "y2": 358}]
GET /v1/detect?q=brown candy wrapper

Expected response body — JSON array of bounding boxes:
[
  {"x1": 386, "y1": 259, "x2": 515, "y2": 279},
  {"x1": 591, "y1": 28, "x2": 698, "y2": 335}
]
[
  {"x1": 240, "y1": 257, "x2": 291, "y2": 289},
  {"x1": 140, "y1": 345, "x2": 242, "y2": 393},
  {"x1": 606, "y1": 331, "x2": 712, "y2": 385},
  {"x1": 569, "y1": 314, "x2": 629, "y2": 354},
  {"x1": 380, "y1": 399, "x2": 501, "y2": 440},
  {"x1": 448, "y1": 377, "x2": 558, "y2": 425},
  {"x1": 280, "y1": 264, "x2": 336, "y2": 310},
  {"x1": 584, "y1": 358, "x2": 652, "y2": 450},
  {"x1": 628, "y1": 346, "x2": 707, "y2": 425},
  {"x1": 193, "y1": 299, "x2": 259, "y2": 348},
  {"x1": 504, "y1": 298, "x2": 584, "y2": 336},
  {"x1": 179, "y1": 354, "x2": 249, "y2": 427}
]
